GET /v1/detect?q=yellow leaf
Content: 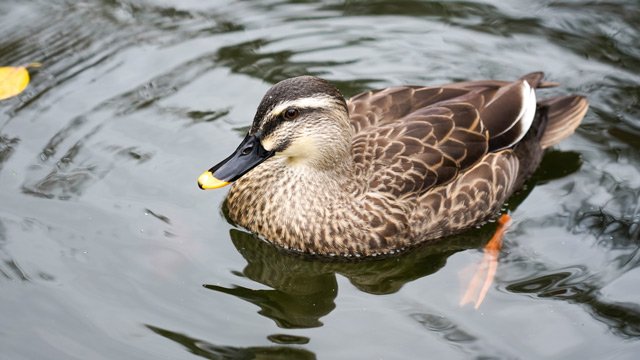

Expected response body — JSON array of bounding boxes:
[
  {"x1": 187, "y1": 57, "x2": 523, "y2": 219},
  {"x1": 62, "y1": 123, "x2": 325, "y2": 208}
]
[{"x1": 0, "y1": 63, "x2": 40, "y2": 101}]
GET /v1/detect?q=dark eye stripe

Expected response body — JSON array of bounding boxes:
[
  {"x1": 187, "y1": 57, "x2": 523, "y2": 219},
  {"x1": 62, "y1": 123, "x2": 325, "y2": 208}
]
[
  {"x1": 259, "y1": 108, "x2": 309, "y2": 137},
  {"x1": 260, "y1": 118, "x2": 280, "y2": 139}
]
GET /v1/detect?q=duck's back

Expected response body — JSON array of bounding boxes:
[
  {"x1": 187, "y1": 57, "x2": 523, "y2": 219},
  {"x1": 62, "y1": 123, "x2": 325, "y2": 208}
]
[{"x1": 346, "y1": 72, "x2": 588, "y2": 240}]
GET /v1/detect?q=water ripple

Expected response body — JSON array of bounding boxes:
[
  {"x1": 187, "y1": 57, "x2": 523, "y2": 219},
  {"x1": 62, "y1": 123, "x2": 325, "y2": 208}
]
[
  {"x1": 1, "y1": 0, "x2": 639, "y2": 358},
  {"x1": 146, "y1": 325, "x2": 316, "y2": 359},
  {"x1": 506, "y1": 266, "x2": 640, "y2": 339}
]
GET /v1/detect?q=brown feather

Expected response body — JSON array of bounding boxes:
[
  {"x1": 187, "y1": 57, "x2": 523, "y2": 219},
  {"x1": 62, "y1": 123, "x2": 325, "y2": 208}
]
[{"x1": 538, "y1": 95, "x2": 589, "y2": 148}]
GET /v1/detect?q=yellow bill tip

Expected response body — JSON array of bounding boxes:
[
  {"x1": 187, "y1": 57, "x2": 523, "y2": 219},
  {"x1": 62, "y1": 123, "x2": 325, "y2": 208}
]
[{"x1": 197, "y1": 171, "x2": 230, "y2": 190}]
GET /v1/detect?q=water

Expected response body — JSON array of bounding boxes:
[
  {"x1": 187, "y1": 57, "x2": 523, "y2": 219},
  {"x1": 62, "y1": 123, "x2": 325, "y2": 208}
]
[{"x1": 1, "y1": 1, "x2": 639, "y2": 359}]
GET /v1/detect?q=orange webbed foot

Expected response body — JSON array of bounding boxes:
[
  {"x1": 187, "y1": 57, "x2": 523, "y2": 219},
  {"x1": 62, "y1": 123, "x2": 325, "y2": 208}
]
[{"x1": 460, "y1": 214, "x2": 512, "y2": 309}]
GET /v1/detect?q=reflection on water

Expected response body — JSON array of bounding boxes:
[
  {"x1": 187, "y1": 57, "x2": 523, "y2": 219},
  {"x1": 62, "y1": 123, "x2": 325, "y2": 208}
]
[
  {"x1": 507, "y1": 265, "x2": 640, "y2": 338},
  {"x1": 408, "y1": 312, "x2": 515, "y2": 358},
  {"x1": 206, "y1": 224, "x2": 499, "y2": 329},
  {"x1": 0, "y1": 134, "x2": 19, "y2": 171},
  {"x1": 575, "y1": 173, "x2": 640, "y2": 249},
  {"x1": 206, "y1": 230, "x2": 338, "y2": 329},
  {"x1": 1, "y1": 0, "x2": 640, "y2": 358},
  {"x1": 216, "y1": 38, "x2": 376, "y2": 96},
  {"x1": 146, "y1": 325, "x2": 315, "y2": 360},
  {"x1": 0, "y1": 219, "x2": 29, "y2": 281}
]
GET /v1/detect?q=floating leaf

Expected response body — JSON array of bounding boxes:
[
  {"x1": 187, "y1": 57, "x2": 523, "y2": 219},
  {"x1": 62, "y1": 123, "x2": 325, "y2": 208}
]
[{"x1": 0, "y1": 63, "x2": 41, "y2": 101}]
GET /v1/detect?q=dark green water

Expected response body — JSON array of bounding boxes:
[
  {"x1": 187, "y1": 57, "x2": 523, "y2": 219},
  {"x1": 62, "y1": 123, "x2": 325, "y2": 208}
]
[{"x1": 1, "y1": 1, "x2": 639, "y2": 359}]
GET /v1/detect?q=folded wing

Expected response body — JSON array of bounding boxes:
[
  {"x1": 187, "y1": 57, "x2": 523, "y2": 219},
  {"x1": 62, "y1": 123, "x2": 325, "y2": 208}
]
[{"x1": 349, "y1": 77, "x2": 538, "y2": 196}]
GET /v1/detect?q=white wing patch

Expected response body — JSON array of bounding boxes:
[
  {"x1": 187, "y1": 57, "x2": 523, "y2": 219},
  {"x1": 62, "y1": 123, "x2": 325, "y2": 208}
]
[
  {"x1": 514, "y1": 80, "x2": 537, "y2": 145},
  {"x1": 490, "y1": 80, "x2": 537, "y2": 149}
]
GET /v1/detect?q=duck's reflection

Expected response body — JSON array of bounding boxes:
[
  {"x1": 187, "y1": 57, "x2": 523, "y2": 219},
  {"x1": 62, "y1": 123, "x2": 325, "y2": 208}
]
[
  {"x1": 205, "y1": 230, "x2": 338, "y2": 328},
  {"x1": 146, "y1": 325, "x2": 315, "y2": 359},
  {"x1": 204, "y1": 225, "x2": 499, "y2": 329}
]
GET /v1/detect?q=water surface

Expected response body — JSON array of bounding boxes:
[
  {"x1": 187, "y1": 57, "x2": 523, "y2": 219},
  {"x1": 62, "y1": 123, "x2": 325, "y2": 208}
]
[{"x1": 1, "y1": 1, "x2": 639, "y2": 359}]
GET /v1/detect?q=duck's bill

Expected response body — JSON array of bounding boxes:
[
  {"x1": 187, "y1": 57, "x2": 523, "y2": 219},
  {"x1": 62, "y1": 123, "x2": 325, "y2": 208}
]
[{"x1": 198, "y1": 135, "x2": 274, "y2": 190}]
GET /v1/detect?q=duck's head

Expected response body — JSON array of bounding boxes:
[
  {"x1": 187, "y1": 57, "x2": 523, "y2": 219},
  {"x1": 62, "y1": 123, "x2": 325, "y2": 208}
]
[{"x1": 198, "y1": 76, "x2": 351, "y2": 190}]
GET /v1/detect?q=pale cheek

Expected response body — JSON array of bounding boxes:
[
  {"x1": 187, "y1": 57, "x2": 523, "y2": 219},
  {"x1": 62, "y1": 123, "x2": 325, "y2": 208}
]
[
  {"x1": 279, "y1": 137, "x2": 317, "y2": 159},
  {"x1": 261, "y1": 137, "x2": 275, "y2": 151}
]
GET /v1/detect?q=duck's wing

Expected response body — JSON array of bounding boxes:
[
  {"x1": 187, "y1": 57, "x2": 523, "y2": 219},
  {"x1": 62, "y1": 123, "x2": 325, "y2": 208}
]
[
  {"x1": 349, "y1": 85, "x2": 472, "y2": 132},
  {"x1": 349, "y1": 78, "x2": 537, "y2": 196}
]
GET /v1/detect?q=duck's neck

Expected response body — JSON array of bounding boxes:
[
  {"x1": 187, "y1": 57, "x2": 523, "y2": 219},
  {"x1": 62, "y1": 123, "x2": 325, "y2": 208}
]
[
  {"x1": 259, "y1": 148, "x2": 356, "y2": 199},
  {"x1": 274, "y1": 113, "x2": 354, "y2": 176},
  {"x1": 225, "y1": 150, "x2": 359, "y2": 250}
]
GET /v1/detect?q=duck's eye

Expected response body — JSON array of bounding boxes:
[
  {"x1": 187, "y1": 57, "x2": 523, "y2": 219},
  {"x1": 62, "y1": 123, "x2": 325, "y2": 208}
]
[{"x1": 283, "y1": 108, "x2": 299, "y2": 120}]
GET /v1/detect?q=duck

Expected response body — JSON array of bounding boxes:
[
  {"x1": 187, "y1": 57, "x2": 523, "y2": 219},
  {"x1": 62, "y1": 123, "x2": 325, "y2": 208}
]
[{"x1": 198, "y1": 72, "x2": 588, "y2": 257}]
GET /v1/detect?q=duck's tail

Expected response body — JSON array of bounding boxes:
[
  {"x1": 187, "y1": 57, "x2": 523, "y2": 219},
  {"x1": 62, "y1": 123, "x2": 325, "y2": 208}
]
[
  {"x1": 520, "y1": 72, "x2": 589, "y2": 149},
  {"x1": 537, "y1": 95, "x2": 589, "y2": 149}
]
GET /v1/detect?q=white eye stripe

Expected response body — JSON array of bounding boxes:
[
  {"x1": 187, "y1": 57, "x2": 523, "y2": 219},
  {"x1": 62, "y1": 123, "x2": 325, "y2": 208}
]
[{"x1": 268, "y1": 95, "x2": 338, "y2": 119}]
